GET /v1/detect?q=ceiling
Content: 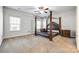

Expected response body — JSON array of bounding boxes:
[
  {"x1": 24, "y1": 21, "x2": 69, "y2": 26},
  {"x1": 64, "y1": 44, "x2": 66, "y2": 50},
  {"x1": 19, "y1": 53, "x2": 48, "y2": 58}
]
[{"x1": 6, "y1": 6, "x2": 76, "y2": 17}]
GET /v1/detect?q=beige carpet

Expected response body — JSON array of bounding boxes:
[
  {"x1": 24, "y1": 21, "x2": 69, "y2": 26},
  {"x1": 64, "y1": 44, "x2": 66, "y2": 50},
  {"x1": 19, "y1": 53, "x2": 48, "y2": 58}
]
[{"x1": 0, "y1": 35, "x2": 78, "y2": 53}]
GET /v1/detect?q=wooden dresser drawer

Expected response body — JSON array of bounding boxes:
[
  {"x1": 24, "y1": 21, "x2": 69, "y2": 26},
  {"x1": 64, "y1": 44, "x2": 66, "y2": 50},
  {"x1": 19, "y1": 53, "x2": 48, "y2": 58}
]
[{"x1": 61, "y1": 30, "x2": 70, "y2": 37}]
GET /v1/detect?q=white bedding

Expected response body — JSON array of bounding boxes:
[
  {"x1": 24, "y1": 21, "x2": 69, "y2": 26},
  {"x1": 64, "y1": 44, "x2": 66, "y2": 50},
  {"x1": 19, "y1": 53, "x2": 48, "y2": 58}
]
[{"x1": 48, "y1": 30, "x2": 59, "y2": 32}]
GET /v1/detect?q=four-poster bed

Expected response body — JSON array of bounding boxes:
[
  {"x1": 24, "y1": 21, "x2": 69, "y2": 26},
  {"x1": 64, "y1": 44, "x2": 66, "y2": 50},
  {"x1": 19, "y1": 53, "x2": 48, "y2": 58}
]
[{"x1": 34, "y1": 11, "x2": 61, "y2": 41}]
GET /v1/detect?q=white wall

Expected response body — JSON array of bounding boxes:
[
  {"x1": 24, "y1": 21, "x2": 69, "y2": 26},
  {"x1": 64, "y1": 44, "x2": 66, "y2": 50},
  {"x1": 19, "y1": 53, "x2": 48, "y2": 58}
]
[
  {"x1": 53, "y1": 8, "x2": 76, "y2": 31},
  {"x1": 3, "y1": 7, "x2": 33, "y2": 38},
  {"x1": 0, "y1": 6, "x2": 3, "y2": 45},
  {"x1": 76, "y1": 7, "x2": 79, "y2": 50}
]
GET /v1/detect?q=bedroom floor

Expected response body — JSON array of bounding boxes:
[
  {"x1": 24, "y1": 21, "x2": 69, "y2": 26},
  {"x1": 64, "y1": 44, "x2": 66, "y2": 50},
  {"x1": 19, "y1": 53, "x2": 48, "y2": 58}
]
[{"x1": 0, "y1": 35, "x2": 78, "y2": 53}]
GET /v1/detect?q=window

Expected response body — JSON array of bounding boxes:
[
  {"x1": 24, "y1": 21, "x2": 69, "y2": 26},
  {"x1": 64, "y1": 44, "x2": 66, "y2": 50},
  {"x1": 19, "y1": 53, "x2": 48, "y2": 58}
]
[
  {"x1": 43, "y1": 19, "x2": 46, "y2": 28},
  {"x1": 10, "y1": 16, "x2": 21, "y2": 31},
  {"x1": 37, "y1": 21, "x2": 41, "y2": 29}
]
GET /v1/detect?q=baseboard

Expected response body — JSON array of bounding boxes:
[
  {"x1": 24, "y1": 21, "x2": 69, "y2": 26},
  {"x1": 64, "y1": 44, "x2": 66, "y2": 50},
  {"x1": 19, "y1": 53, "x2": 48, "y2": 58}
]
[
  {"x1": 3, "y1": 33, "x2": 32, "y2": 39},
  {"x1": 69, "y1": 37, "x2": 76, "y2": 38}
]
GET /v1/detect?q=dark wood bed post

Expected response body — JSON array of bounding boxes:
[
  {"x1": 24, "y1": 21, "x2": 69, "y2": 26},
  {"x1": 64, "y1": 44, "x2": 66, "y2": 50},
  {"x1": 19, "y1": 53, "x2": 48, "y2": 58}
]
[
  {"x1": 59, "y1": 17, "x2": 61, "y2": 34},
  {"x1": 35, "y1": 16, "x2": 37, "y2": 35},
  {"x1": 49, "y1": 11, "x2": 52, "y2": 41}
]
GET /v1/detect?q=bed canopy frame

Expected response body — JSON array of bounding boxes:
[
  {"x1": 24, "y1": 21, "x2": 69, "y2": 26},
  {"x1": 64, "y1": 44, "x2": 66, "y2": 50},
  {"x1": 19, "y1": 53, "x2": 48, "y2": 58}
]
[{"x1": 35, "y1": 11, "x2": 61, "y2": 41}]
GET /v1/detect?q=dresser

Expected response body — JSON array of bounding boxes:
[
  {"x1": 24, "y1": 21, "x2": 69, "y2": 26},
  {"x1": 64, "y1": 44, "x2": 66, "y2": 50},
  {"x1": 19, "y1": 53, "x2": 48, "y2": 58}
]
[{"x1": 61, "y1": 30, "x2": 70, "y2": 37}]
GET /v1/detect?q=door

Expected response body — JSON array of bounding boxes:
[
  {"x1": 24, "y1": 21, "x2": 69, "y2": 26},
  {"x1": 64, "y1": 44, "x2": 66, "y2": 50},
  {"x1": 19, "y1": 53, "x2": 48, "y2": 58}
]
[{"x1": 0, "y1": 6, "x2": 3, "y2": 46}]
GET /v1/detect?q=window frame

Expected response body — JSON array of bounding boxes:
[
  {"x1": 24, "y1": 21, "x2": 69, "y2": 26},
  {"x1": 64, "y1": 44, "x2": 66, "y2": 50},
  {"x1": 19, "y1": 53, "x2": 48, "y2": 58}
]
[{"x1": 9, "y1": 16, "x2": 21, "y2": 31}]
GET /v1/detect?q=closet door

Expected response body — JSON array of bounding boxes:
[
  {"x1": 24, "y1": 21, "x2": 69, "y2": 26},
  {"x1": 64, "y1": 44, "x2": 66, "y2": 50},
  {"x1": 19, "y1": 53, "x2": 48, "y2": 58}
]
[{"x1": 0, "y1": 6, "x2": 3, "y2": 46}]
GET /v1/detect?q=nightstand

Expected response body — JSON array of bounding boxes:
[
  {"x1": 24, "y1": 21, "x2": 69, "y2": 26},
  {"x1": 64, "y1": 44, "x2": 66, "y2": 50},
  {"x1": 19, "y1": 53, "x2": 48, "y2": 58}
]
[{"x1": 60, "y1": 30, "x2": 70, "y2": 37}]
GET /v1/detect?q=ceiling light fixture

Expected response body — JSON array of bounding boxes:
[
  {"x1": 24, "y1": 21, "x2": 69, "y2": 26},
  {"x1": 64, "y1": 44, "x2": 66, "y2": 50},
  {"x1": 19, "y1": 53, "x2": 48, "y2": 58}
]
[{"x1": 38, "y1": 6, "x2": 49, "y2": 10}]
